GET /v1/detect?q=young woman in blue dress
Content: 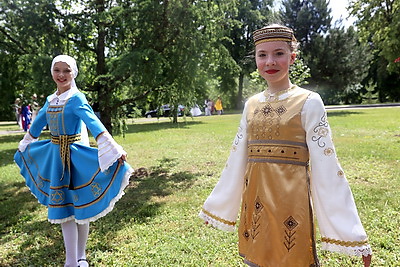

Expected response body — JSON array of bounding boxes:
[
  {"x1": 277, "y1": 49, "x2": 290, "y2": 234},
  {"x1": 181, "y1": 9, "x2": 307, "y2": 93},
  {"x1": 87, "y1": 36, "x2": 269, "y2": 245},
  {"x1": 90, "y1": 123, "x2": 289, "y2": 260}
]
[{"x1": 14, "y1": 55, "x2": 134, "y2": 267}]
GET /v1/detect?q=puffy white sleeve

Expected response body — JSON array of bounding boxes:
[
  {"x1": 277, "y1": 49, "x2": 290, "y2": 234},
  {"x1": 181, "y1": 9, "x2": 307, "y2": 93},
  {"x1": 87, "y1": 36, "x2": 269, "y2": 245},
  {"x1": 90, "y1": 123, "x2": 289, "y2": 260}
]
[
  {"x1": 18, "y1": 131, "x2": 38, "y2": 152},
  {"x1": 199, "y1": 102, "x2": 249, "y2": 231},
  {"x1": 96, "y1": 132, "x2": 127, "y2": 172},
  {"x1": 302, "y1": 93, "x2": 372, "y2": 257}
]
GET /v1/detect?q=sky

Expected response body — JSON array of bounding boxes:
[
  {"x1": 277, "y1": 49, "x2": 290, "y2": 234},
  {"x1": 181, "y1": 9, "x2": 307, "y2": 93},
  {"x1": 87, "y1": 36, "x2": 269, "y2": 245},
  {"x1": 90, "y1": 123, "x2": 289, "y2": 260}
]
[
  {"x1": 329, "y1": 0, "x2": 356, "y2": 27},
  {"x1": 274, "y1": 0, "x2": 357, "y2": 28}
]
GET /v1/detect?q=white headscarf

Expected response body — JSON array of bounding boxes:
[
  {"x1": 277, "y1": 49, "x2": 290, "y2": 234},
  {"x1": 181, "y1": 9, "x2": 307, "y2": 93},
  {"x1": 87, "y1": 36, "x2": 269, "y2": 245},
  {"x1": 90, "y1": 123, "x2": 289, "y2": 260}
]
[
  {"x1": 50, "y1": 55, "x2": 78, "y2": 89},
  {"x1": 50, "y1": 55, "x2": 90, "y2": 146}
]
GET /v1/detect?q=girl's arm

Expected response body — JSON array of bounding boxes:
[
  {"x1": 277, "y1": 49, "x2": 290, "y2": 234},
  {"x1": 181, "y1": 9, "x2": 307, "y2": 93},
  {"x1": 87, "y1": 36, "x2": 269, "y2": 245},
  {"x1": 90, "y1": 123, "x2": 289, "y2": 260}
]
[
  {"x1": 199, "y1": 100, "x2": 249, "y2": 231},
  {"x1": 302, "y1": 93, "x2": 372, "y2": 258},
  {"x1": 72, "y1": 93, "x2": 127, "y2": 172}
]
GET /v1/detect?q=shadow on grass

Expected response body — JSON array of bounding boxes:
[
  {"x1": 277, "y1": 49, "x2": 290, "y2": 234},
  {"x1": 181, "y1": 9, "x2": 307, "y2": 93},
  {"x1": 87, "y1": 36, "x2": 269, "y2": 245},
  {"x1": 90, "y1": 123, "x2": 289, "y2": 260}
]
[
  {"x1": 0, "y1": 157, "x2": 199, "y2": 265},
  {"x1": 0, "y1": 148, "x2": 19, "y2": 166},
  {"x1": 327, "y1": 110, "x2": 364, "y2": 117},
  {"x1": 126, "y1": 120, "x2": 204, "y2": 134},
  {"x1": 0, "y1": 122, "x2": 18, "y2": 127},
  {"x1": 95, "y1": 157, "x2": 198, "y2": 225},
  {"x1": 0, "y1": 133, "x2": 25, "y2": 143}
]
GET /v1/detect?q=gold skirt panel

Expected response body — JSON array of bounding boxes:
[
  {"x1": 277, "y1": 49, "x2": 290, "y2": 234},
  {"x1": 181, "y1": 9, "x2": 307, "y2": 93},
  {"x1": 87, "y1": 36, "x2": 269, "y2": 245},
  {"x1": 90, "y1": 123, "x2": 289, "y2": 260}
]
[{"x1": 238, "y1": 160, "x2": 318, "y2": 267}]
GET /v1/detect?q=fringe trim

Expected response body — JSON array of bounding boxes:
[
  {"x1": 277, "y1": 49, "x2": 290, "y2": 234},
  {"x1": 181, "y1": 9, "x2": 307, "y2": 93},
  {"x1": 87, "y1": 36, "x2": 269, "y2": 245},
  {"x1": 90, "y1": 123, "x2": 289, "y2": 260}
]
[
  {"x1": 198, "y1": 210, "x2": 235, "y2": 232},
  {"x1": 322, "y1": 242, "x2": 372, "y2": 257},
  {"x1": 48, "y1": 167, "x2": 134, "y2": 224}
]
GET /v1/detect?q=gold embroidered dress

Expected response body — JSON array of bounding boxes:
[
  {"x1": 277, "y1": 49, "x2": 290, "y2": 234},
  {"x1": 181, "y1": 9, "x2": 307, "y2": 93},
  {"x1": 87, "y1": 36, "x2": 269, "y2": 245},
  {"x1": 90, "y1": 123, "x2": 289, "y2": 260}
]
[{"x1": 200, "y1": 86, "x2": 371, "y2": 267}]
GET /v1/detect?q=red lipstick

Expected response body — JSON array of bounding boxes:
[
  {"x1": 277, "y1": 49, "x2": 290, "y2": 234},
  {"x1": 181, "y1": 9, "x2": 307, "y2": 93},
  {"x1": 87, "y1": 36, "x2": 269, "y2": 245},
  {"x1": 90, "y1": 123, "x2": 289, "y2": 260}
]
[{"x1": 266, "y1": 69, "x2": 279, "y2": 74}]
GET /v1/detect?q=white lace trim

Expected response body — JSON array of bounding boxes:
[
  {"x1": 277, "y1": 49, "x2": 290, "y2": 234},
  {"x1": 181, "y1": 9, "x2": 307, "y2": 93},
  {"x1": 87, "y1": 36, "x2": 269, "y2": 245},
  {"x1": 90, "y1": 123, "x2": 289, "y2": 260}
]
[
  {"x1": 49, "y1": 215, "x2": 75, "y2": 224},
  {"x1": 48, "y1": 167, "x2": 133, "y2": 224},
  {"x1": 198, "y1": 210, "x2": 235, "y2": 232},
  {"x1": 322, "y1": 242, "x2": 372, "y2": 257}
]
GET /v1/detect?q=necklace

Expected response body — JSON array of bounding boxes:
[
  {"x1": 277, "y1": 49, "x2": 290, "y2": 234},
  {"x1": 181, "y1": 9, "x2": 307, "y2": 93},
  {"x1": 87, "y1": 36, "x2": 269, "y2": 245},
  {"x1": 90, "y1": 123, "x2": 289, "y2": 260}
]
[{"x1": 264, "y1": 85, "x2": 296, "y2": 101}]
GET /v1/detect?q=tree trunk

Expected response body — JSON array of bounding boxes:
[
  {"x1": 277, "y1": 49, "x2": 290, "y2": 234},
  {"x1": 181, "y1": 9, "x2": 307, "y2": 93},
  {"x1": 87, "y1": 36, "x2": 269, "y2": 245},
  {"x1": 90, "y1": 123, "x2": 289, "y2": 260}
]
[
  {"x1": 95, "y1": 0, "x2": 113, "y2": 134},
  {"x1": 236, "y1": 71, "x2": 244, "y2": 109}
]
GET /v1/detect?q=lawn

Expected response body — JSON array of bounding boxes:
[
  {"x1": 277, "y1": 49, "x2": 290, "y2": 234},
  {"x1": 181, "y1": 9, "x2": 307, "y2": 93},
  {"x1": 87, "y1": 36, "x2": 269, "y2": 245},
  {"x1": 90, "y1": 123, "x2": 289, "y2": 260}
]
[{"x1": 0, "y1": 107, "x2": 399, "y2": 266}]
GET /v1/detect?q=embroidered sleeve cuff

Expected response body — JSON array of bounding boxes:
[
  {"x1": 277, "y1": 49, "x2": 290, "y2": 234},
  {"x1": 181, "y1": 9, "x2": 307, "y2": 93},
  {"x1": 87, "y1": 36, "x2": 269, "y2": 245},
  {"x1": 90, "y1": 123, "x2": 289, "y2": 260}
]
[
  {"x1": 97, "y1": 132, "x2": 126, "y2": 172},
  {"x1": 321, "y1": 237, "x2": 372, "y2": 257},
  {"x1": 199, "y1": 209, "x2": 236, "y2": 232}
]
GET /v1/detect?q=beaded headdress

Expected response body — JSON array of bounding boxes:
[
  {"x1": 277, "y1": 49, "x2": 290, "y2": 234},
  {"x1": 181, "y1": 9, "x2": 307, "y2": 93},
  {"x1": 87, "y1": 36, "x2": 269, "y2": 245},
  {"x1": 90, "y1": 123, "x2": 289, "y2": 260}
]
[{"x1": 253, "y1": 26, "x2": 297, "y2": 46}]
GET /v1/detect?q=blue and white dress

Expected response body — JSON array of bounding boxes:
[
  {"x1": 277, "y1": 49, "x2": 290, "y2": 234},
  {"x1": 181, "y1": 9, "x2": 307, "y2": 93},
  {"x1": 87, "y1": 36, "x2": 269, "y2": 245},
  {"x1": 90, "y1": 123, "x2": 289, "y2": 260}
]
[{"x1": 14, "y1": 87, "x2": 134, "y2": 224}]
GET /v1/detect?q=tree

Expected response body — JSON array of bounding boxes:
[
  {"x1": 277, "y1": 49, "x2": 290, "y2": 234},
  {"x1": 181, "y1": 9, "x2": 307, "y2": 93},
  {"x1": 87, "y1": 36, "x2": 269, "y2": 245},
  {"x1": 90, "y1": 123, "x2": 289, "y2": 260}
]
[
  {"x1": 221, "y1": 0, "x2": 275, "y2": 109},
  {"x1": 0, "y1": 0, "x2": 235, "y2": 130},
  {"x1": 279, "y1": 0, "x2": 375, "y2": 104},
  {"x1": 0, "y1": 0, "x2": 66, "y2": 119},
  {"x1": 280, "y1": 0, "x2": 332, "y2": 57},
  {"x1": 307, "y1": 26, "x2": 371, "y2": 104},
  {"x1": 349, "y1": 0, "x2": 400, "y2": 101}
]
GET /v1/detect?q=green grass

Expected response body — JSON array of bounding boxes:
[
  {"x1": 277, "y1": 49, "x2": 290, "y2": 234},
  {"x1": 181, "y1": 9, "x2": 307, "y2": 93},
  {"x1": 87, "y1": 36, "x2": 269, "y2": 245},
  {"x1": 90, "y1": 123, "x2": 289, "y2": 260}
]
[{"x1": 0, "y1": 108, "x2": 399, "y2": 266}]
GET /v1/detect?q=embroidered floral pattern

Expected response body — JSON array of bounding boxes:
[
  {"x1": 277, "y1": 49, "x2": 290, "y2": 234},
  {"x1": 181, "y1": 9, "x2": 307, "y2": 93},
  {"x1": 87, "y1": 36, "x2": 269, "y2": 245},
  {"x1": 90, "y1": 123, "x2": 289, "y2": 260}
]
[
  {"x1": 283, "y1": 216, "x2": 298, "y2": 252},
  {"x1": 312, "y1": 113, "x2": 329, "y2": 148},
  {"x1": 324, "y1": 148, "x2": 334, "y2": 156},
  {"x1": 262, "y1": 104, "x2": 274, "y2": 117},
  {"x1": 233, "y1": 126, "x2": 244, "y2": 146},
  {"x1": 275, "y1": 105, "x2": 287, "y2": 116}
]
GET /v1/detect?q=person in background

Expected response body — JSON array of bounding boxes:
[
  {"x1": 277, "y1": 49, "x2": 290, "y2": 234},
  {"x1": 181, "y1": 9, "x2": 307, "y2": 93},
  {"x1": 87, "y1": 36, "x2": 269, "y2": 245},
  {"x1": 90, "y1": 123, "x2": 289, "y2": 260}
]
[
  {"x1": 205, "y1": 99, "x2": 213, "y2": 116},
  {"x1": 214, "y1": 96, "x2": 223, "y2": 115},
  {"x1": 14, "y1": 55, "x2": 134, "y2": 267},
  {"x1": 199, "y1": 24, "x2": 372, "y2": 267},
  {"x1": 30, "y1": 93, "x2": 40, "y2": 122},
  {"x1": 20, "y1": 102, "x2": 32, "y2": 132},
  {"x1": 14, "y1": 98, "x2": 21, "y2": 127}
]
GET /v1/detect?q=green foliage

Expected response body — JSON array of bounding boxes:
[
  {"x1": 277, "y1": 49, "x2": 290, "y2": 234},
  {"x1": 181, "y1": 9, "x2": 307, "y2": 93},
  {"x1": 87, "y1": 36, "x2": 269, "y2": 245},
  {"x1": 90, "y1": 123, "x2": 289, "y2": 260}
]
[
  {"x1": 349, "y1": 0, "x2": 400, "y2": 101},
  {"x1": 361, "y1": 80, "x2": 379, "y2": 104},
  {"x1": 349, "y1": 0, "x2": 400, "y2": 73},
  {"x1": 216, "y1": 0, "x2": 275, "y2": 109},
  {"x1": 280, "y1": 0, "x2": 332, "y2": 54},
  {"x1": 305, "y1": 26, "x2": 371, "y2": 104},
  {"x1": 289, "y1": 56, "x2": 311, "y2": 86}
]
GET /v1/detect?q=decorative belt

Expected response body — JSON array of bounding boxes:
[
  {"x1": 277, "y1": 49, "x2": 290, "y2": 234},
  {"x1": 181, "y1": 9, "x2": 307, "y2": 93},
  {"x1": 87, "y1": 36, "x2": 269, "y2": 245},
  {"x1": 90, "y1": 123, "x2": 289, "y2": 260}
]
[
  {"x1": 51, "y1": 134, "x2": 81, "y2": 184},
  {"x1": 247, "y1": 139, "x2": 309, "y2": 166}
]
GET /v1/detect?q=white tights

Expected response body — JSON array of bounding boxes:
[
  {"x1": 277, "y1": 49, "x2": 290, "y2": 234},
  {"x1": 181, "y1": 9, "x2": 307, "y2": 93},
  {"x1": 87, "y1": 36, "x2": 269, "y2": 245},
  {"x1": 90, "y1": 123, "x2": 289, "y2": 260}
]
[{"x1": 61, "y1": 220, "x2": 89, "y2": 267}]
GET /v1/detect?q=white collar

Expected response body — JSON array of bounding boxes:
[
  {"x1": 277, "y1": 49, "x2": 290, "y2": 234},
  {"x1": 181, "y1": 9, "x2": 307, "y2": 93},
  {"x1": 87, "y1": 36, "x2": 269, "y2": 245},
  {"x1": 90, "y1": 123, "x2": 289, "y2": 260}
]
[{"x1": 48, "y1": 87, "x2": 79, "y2": 102}]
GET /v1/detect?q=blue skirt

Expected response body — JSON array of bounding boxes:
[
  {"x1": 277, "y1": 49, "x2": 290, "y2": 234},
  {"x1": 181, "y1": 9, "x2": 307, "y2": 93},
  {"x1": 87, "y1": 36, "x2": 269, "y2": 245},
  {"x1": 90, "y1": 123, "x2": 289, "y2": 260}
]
[{"x1": 14, "y1": 140, "x2": 133, "y2": 224}]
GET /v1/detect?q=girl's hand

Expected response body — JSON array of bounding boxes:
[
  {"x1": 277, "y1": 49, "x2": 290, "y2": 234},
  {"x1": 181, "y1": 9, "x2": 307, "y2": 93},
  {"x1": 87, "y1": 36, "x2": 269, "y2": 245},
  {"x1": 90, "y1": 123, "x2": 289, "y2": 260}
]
[
  {"x1": 362, "y1": 254, "x2": 371, "y2": 267},
  {"x1": 118, "y1": 154, "x2": 127, "y2": 164}
]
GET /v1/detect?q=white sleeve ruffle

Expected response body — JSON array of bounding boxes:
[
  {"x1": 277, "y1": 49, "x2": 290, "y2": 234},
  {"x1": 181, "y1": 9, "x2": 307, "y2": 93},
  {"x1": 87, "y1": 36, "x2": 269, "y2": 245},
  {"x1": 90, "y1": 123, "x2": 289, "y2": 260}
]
[
  {"x1": 302, "y1": 93, "x2": 372, "y2": 257},
  {"x1": 18, "y1": 131, "x2": 38, "y2": 152},
  {"x1": 97, "y1": 132, "x2": 127, "y2": 172},
  {"x1": 199, "y1": 102, "x2": 249, "y2": 231}
]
